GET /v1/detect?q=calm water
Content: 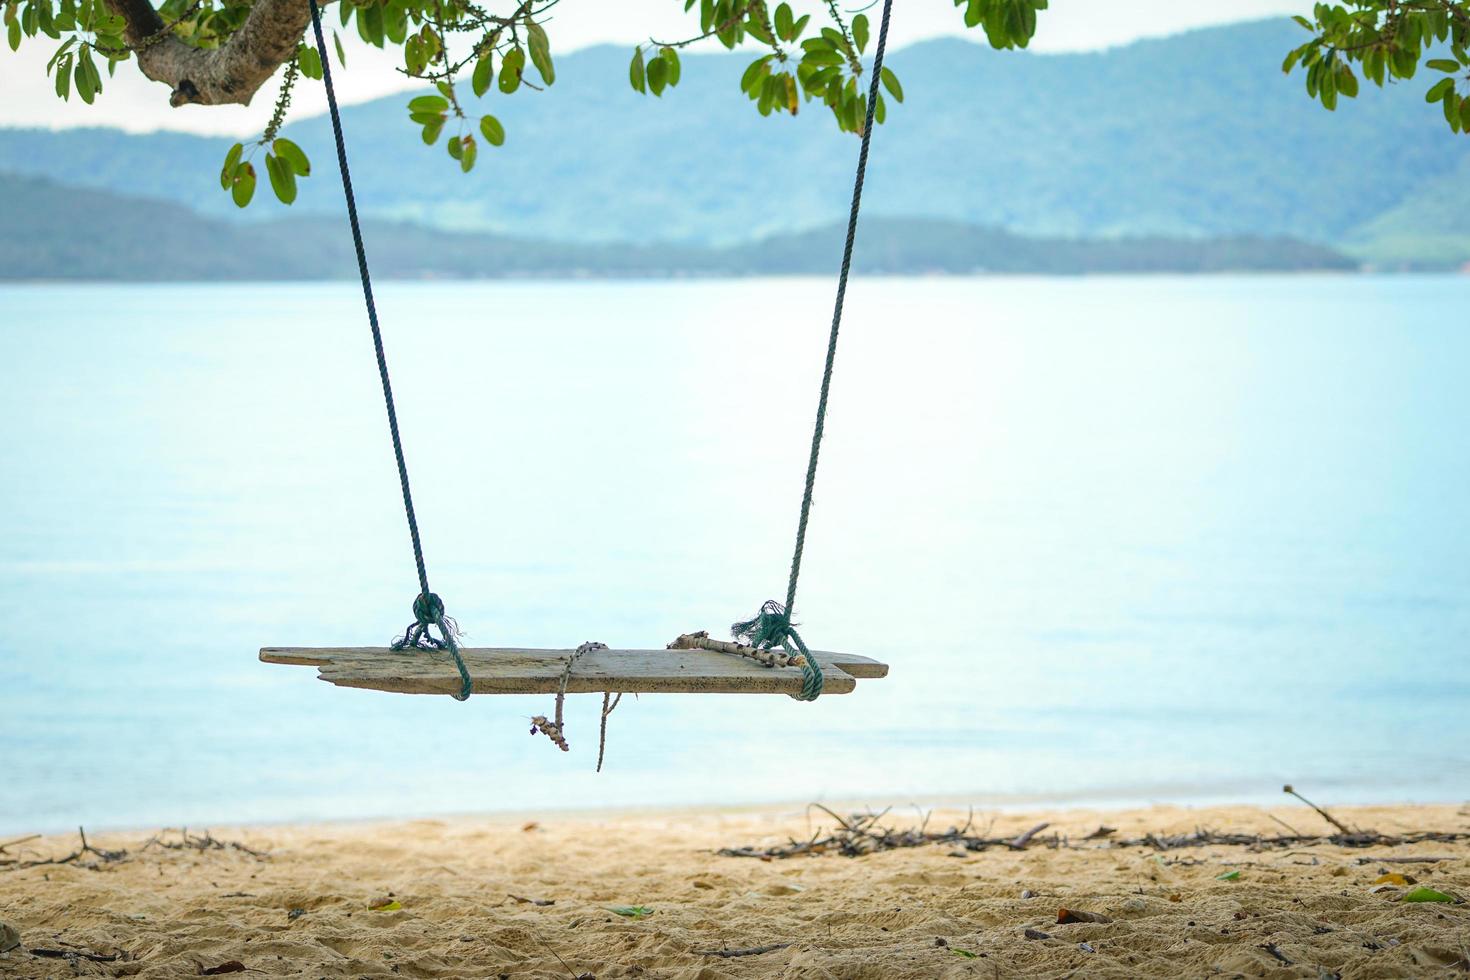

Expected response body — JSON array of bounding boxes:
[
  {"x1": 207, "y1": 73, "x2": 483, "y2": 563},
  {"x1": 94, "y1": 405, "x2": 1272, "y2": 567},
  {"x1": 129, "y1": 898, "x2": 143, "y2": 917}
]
[{"x1": 2, "y1": 276, "x2": 1467, "y2": 834}]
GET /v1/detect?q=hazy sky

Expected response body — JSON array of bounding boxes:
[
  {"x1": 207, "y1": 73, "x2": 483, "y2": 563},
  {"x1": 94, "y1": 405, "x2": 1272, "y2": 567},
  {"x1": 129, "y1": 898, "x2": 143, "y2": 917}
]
[{"x1": 0, "y1": 0, "x2": 1312, "y2": 134}]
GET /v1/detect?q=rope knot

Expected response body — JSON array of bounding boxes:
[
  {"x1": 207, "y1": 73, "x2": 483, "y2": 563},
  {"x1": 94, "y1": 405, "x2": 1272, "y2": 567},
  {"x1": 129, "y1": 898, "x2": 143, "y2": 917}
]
[
  {"x1": 393, "y1": 591, "x2": 471, "y2": 702},
  {"x1": 412, "y1": 591, "x2": 445, "y2": 625},
  {"x1": 731, "y1": 599, "x2": 794, "y2": 649},
  {"x1": 731, "y1": 600, "x2": 823, "y2": 701}
]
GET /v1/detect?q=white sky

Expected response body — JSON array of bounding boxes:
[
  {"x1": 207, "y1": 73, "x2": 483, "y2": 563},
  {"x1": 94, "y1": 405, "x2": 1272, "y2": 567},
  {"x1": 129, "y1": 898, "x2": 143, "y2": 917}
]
[{"x1": 0, "y1": 0, "x2": 1312, "y2": 135}]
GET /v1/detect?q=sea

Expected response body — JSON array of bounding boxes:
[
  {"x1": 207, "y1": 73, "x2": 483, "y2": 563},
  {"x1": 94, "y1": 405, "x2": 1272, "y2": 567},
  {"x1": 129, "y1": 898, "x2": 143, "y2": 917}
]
[{"x1": 2, "y1": 275, "x2": 1467, "y2": 833}]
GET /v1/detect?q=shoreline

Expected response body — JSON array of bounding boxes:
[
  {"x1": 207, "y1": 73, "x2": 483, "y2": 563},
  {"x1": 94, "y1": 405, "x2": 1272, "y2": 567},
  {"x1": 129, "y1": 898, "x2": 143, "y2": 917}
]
[{"x1": 9, "y1": 777, "x2": 1469, "y2": 840}]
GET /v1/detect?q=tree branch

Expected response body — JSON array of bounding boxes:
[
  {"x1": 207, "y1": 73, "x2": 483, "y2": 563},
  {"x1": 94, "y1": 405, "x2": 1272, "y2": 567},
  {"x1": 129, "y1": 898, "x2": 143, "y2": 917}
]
[{"x1": 107, "y1": 0, "x2": 324, "y2": 107}]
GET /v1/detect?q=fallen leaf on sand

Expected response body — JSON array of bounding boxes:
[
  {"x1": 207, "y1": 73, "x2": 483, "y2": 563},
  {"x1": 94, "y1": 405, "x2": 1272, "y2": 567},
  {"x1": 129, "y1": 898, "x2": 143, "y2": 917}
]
[
  {"x1": 0, "y1": 922, "x2": 20, "y2": 955},
  {"x1": 1023, "y1": 928, "x2": 1051, "y2": 940},
  {"x1": 608, "y1": 905, "x2": 653, "y2": 919},
  {"x1": 1372, "y1": 873, "x2": 1415, "y2": 886},
  {"x1": 951, "y1": 948, "x2": 978, "y2": 958},
  {"x1": 368, "y1": 897, "x2": 402, "y2": 911},
  {"x1": 508, "y1": 894, "x2": 554, "y2": 907},
  {"x1": 1401, "y1": 886, "x2": 1456, "y2": 904},
  {"x1": 1057, "y1": 908, "x2": 1112, "y2": 924},
  {"x1": 200, "y1": 962, "x2": 246, "y2": 975},
  {"x1": 1216, "y1": 870, "x2": 1242, "y2": 881}
]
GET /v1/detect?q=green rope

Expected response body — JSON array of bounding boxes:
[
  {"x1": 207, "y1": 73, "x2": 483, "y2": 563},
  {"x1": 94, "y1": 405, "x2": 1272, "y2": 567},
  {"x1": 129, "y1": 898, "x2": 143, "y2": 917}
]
[
  {"x1": 732, "y1": 0, "x2": 894, "y2": 702},
  {"x1": 307, "y1": 0, "x2": 473, "y2": 701}
]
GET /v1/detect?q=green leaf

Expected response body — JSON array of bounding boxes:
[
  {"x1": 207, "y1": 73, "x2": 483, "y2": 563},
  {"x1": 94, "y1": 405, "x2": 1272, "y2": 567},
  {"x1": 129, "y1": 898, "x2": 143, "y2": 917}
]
[
  {"x1": 421, "y1": 115, "x2": 445, "y2": 145},
  {"x1": 76, "y1": 46, "x2": 101, "y2": 103},
  {"x1": 647, "y1": 53, "x2": 668, "y2": 95},
  {"x1": 499, "y1": 46, "x2": 523, "y2": 94},
  {"x1": 1216, "y1": 870, "x2": 1241, "y2": 881},
  {"x1": 1427, "y1": 58, "x2": 1461, "y2": 73},
  {"x1": 265, "y1": 152, "x2": 296, "y2": 204},
  {"x1": 660, "y1": 46, "x2": 680, "y2": 86},
  {"x1": 852, "y1": 13, "x2": 869, "y2": 53},
  {"x1": 231, "y1": 161, "x2": 256, "y2": 208},
  {"x1": 880, "y1": 65, "x2": 903, "y2": 102},
  {"x1": 298, "y1": 43, "x2": 323, "y2": 80},
  {"x1": 272, "y1": 137, "x2": 310, "y2": 176},
  {"x1": 472, "y1": 55, "x2": 492, "y2": 98},
  {"x1": 479, "y1": 114, "x2": 504, "y2": 146},
  {"x1": 1402, "y1": 887, "x2": 1455, "y2": 903},
  {"x1": 46, "y1": 35, "x2": 75, "y2": 71},
  {"x1": 951, "y1": 948, "x2": 978, "y2": 959},
  {"x1": 333, "y1": 29, "x2": 346, "y2": 66},
  {"x1": 357, "y1": 2, "x2": 383, "y2": 47},
  {"x1": 446, "y1": 134, "x2": 462, "y2": 159},
  {"x1": 459, "y1": 135, "x2": 476, "y2": 172},
  {"x1": 1427, "y1": 77, "x2": 1455, "y2": 102},
  {"x1": 607, "y1": 905, "x2": 653, "y2": 919},
  {"x1": 774, "y1": 2, "x2": 793, "y2": 40},
  {"x1": 741, "y1": 55, "x2": 771, "y2": 93},
  {"x1": 220, "y1": 142, "x2": 244, "y2": 189},
  {"x1": 408, "y1": 94, "x2": 449, "y2": 113},
  {"x1": 527, "y1": 21, "x2": 553, "y2": 84},
  {"x1": 7, "y1": 18, "x2": 20, "y2": 51},
  {"x1": 629, "y1": 46, "x2": 645, "y2": 93},
  {"x1": 54, "y1": 53, "x2": 71, "y2": 99}
]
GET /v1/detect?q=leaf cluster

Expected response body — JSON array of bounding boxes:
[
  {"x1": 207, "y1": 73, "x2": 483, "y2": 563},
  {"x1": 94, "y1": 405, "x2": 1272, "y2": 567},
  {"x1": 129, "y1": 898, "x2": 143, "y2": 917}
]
[{"x1": 1283, "y1": 1, "x2": 1470, "y2": 131}]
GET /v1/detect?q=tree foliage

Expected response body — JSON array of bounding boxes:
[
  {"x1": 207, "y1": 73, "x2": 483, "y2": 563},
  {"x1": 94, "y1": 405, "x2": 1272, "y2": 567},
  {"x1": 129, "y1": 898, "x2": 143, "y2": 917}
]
[
  {"x1": 1284, "y1": 2, "x2": 1470, "y2": 131},
  {"x1": 3, "y1": 0, "x2": 1466, "y2": 213}
]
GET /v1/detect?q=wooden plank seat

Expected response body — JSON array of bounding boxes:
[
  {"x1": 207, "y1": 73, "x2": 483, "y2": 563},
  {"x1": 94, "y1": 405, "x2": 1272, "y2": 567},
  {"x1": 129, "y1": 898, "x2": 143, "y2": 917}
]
[{"x1": 260, "y1": 644, "x2": 889, "y2": 697}]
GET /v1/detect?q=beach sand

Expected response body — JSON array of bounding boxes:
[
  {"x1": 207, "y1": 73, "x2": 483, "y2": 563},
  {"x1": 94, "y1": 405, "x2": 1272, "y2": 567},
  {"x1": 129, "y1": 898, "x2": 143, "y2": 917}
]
[{"x1": 2, "y1": 802, "x2": 1467, "y2": 978}]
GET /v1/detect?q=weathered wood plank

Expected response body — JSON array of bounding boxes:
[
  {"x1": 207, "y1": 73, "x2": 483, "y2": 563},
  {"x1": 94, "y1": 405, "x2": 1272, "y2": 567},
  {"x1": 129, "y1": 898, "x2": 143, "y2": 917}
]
[{"x1": 259, "y1": 646, "x2": 888, "y2": 696}]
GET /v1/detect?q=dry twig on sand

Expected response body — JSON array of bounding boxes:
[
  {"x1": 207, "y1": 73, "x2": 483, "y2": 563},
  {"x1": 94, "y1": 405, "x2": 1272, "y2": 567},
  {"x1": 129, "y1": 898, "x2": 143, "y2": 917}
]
[
  {"x1": 719, "y1": 801, "x2": 1470, "y2": 861},
  {"x1": 2, "y1": 827, "x2": 267, "y2": 873},
  {"x1": 695, "y1": 942, "x2": 794, "y2": 958},
  {"x1": 141, "y1": 828, "x2": 268, "y2": 859}
]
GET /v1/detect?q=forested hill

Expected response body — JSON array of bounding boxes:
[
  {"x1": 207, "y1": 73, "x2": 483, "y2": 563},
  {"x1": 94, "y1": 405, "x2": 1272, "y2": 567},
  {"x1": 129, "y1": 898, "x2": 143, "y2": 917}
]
[
  {"x1": 1, "y1": 19, "x2": 1467, "y2": 266},
  {"x1": 0, "y1": 173, "x2": 1353, "y2": 280}
]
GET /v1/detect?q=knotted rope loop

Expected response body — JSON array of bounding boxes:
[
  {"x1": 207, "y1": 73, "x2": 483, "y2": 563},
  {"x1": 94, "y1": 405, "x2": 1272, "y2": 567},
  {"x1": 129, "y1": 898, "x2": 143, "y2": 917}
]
[
  {"x1": 731, "y1": 601, "x2": 823, "y2": 702},
  {"x1": 392, "y1": 592, "x2": 472, "y2": 701}
]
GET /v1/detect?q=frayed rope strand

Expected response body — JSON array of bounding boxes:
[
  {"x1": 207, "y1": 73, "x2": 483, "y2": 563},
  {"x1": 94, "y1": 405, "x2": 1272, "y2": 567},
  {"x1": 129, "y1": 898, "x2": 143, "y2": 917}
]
[
  {"x1": 731, "y1": 601, "x2": 823, "y2": 702},
  {"x1": 392, "y1": 592, "x2": 472, "y2": 701}
]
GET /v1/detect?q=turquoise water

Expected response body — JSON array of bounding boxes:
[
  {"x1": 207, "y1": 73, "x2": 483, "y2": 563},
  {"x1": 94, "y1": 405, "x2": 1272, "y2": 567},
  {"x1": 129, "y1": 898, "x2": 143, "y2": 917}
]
[{"x1": 2, "y1": 276, "x2": 1467, "y2": 834}]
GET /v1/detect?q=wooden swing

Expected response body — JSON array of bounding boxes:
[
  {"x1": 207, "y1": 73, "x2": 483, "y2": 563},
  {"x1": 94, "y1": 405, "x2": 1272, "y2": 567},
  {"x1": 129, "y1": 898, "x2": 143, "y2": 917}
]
[{"x1": 264, "y1": 0, "x2": 895, "y2": 704}]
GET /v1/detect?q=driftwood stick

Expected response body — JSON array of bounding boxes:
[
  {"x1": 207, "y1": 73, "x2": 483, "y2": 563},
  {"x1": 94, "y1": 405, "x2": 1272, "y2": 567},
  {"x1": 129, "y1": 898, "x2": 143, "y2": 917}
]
[
  {"x1": 0, "y1": 835, "x2": 40, "y2": 853},
  {"x1": 1010, "y1": 822, "x2": 1051, "y2": 850},
  {"x1": 696, "y1": 943, "x2": 793, "y2": 958},
  {"x1": 668, "y1": 631, "x2": 805, "y2": 670},
  {"x1": 1283, "y1": 785, "x2": 1355, "y2": 836},
  {"x1": 27, "y1": 947, "x2": 124, "y2": 963},
  {"x1": 1356, "y1": 855, "x2": 1459, "y2": 864}
]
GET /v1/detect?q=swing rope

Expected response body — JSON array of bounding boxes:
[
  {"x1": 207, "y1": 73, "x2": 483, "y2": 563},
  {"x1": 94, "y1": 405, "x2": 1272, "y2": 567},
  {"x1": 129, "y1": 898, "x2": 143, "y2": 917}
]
[
  {"x1": 307, "y1": 0, "x2": 472, "y2": 701},
  {"x1": 732, "y1": 0, "x2": 894, "y2": 702},
  {"x1": 305, "y1": 0, "x2": 893, "y2": 705}
]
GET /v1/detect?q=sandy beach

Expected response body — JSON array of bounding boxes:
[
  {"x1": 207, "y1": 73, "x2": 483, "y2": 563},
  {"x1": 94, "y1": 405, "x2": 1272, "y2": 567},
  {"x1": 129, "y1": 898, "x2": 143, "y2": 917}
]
[{"x1": 2, "y1": 802, "x2": 1467, "y2": 978}]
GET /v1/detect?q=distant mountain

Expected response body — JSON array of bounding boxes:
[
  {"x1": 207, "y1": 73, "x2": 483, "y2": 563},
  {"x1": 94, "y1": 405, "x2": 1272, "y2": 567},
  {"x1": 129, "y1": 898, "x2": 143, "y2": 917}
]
[
  {"x1": 0, "y1": 172, "x2": 1354, "y2": 280},
  {"x1": 0, "y1": 20, "x2": 1465, "y2": 265}
]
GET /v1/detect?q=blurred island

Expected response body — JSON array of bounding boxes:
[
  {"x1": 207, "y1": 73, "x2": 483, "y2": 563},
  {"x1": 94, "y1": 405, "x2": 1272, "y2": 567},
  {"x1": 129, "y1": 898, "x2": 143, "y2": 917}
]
[{"x1": 1, "y1": 172, "x2": 1354, "y2": 281}]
